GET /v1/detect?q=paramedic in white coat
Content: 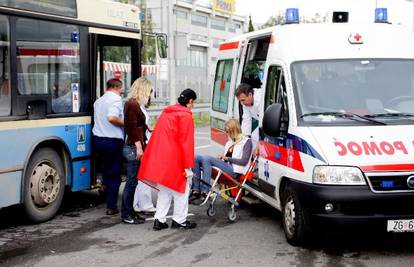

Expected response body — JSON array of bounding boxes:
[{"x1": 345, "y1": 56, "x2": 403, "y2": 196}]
[{"x1": 235, "y1": 83, "x2": 263, "y2": 149}]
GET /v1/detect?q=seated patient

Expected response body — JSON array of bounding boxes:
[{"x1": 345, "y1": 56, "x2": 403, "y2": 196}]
[{"x1": 190, "y1": 119, "x2": 252, "y2": 204}]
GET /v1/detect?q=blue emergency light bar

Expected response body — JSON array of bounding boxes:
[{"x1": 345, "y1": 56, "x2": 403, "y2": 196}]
[
  {"x1": 375, "y1": 8, "x2": 388, "y2": 23},
  {"x1": 285, "y1": 8, "x2": 299, "y2": 24}
]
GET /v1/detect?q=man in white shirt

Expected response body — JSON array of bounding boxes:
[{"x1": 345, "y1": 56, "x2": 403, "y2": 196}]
[
  {"x1": 92, "y1": 78, "x2": 124, "y2": 216},
  {"x1": 235, "y1": 83, "x2": 263, "y2": 150}
]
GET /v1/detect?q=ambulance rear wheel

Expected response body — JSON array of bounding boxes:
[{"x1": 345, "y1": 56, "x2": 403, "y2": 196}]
[
  {"x1": 23, "y1": 148, "x2": 65, "y2": 223},
  {"x1": 281, "y1": 186, "x2": 309, "y2": 246}
]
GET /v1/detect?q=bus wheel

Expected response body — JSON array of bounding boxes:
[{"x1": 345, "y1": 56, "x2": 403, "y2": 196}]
[
  {"x1": 281, "y1": 186, "x2": 309, "y2": 246},
  {"x1": 23, "y1": 148, "x2": 65, "y2": 223}
]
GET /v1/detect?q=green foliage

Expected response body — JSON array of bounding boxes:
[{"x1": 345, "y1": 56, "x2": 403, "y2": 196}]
[
  {"x1": 140, "y1": 0, "x2": 156, "y2": 65},
  {"x1": 248, "y1": 15, "x2": 255, "y2": 32},
  {"x1": 104, "y1": 47, "x2": 131, "y2": 63}
]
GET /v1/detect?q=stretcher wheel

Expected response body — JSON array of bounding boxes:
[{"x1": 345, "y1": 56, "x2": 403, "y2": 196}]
[
  {"x1": 207, "y1": 207, "x2": 216, "y2": 217},
  {"x1": 228, "y1": 206, "x2": 237, "y2": 222}
]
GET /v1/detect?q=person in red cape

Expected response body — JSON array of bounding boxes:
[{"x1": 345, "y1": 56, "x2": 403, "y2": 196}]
[{"x1": 138, "y1": 88, "x2": 197, "y2": 230}]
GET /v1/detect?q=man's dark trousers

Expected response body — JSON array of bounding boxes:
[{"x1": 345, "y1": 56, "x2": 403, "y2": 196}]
[{"x1": 93, "y1": 136, "x2": 123, "y2": 210}]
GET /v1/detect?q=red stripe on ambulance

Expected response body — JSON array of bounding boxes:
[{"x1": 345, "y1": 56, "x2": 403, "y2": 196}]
[
  {"x1": 219, "y1": 41, "x2": 239, "y2": 51},
  {"x1": 360, "y1": 164, "x2": 414, "y2": 172},
  {"x1": 259, "y1": 141, "x2": 304, "y2": 172}
]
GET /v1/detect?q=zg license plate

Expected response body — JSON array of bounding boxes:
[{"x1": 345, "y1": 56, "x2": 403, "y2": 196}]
[{"x1": 387, "y1": 219, "x2": 414, "y2": 232}]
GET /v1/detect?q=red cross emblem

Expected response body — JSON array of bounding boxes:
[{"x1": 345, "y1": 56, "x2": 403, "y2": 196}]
[{"x1": 354, "y1": 34, "x2": 362, "y2": 41}]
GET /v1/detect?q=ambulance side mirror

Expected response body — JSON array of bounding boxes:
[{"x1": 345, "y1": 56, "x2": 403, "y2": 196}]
[{"x1": 262, "y1": 103, "x2": 283, "y2": 137}]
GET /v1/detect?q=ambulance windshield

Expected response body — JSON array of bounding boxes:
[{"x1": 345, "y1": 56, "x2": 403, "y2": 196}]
[{"x1": 292, "y1": 59, "x2": 414, "y2": 124}]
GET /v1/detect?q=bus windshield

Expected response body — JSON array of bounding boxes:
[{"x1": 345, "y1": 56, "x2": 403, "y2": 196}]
[{"x1": 292, "y1": 59, "x2": 414, "y2": 124}]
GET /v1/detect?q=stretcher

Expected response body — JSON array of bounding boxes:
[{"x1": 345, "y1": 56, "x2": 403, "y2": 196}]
[{"x1": 199, "y1": 155, "x2": 257, "y2": 222}]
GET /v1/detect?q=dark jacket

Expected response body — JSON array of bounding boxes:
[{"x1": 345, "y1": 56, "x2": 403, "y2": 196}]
[{"x1": 124, "y1": 99, "x2": 147, "y2": 147}]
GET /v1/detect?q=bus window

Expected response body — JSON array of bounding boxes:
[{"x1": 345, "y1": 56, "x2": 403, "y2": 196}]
[
  {"x1": 16, "y1": 18, "x2": 81, "y2": 114},
  {"x1": 212, "y1": 59, "x2": 233, "y2": 113},
  {"x1": 0, "y1": 15, "x2": 9, "y2": 116}
]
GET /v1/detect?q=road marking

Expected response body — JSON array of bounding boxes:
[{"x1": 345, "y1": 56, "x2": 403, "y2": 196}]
[
  {"x1": 195, "y1": 145, "x2": 210, "y2": 150},
  {"x1": 195, "y1": 137, "x2": 210, "y2": 140}
]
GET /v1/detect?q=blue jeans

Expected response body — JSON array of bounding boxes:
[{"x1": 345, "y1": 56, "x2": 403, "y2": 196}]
[
  {"x1": 121, "y1": 145, "x2": 140, "y2": 218},
  {"x1": 192, "y1": 155, "x2": 236, "y2": 194},
  {"x1": 93, "y1": 136, "x2": 123, "y2": 210}
]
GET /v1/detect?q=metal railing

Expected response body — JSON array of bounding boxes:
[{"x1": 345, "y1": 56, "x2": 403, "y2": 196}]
[{"x1": 148, "y1": 103, "x2": 211, "y2": 117}]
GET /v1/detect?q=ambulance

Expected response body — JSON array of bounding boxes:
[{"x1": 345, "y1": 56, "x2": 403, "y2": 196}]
[{"x1": 210, "y1": 8, "x2": 414, "y2": 245}]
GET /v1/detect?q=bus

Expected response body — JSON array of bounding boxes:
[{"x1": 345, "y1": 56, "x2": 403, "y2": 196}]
[{"x1": 0, "y1": 0, "x2": 165, "y2": 222}]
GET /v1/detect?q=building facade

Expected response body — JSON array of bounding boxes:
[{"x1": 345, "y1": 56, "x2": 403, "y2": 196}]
[{"x1": 139, "y1": 0, "x2": 246, "y2": 102}]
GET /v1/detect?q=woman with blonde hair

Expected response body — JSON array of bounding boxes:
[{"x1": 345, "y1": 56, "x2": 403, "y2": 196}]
[
  {"x1": 189, "y1": 118, "x2": 252, "y2": 204},
  {"x1": 121, "y1": 76, "x2": 153, "y2": 224}
]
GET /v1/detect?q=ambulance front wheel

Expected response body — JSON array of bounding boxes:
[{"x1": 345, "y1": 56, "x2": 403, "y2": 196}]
[{"x1": 281, "y1": 186, "x2": 309, "y2": 246}]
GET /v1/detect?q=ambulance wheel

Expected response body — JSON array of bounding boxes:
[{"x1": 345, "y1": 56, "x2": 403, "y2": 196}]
[
  {"x1": 281, "y1": 186, "x2": 309, "y2": 246},
  {"x1": 228, "y1": 206, "x2": 237, "y2": 222},
  {"x1": 23, "y1": 148, "x2": 65, "y2": 223},
  {"x1": 207, "y1": 206, "x2": 216, "y2": 217}
]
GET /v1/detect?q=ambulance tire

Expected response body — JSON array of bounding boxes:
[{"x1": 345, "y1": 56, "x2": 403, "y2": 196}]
[
  {"x1": 281, "y1": 186, "x2": 309, "y2": 246},
  {"x1": 23, "y1": 148, "x2": 65, "y2": 223}
]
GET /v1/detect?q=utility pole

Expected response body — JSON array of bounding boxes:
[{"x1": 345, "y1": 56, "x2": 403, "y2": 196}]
[{"x1": 167, "y1": 0, "x2": 176, "y2": 104}]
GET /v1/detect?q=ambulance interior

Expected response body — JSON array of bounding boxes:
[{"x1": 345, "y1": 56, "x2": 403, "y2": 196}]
[
  {"x1": 241, "y1": 36, "x2": 271, "y2": 89},
  {"x1": 237, "y1": 36, "x2": 271, "y2": 121},
  {"x1": 292, "y1": 59, "x2": 414, "y2": 123}
]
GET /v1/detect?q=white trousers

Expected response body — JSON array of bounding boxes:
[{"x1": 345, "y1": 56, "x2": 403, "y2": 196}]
[
  {"x1": 154, "y1": 180, "x2": 190, "y2": 224},
  {"x1": 133, "y1": 182, "x2": 155, "y2": 211}
]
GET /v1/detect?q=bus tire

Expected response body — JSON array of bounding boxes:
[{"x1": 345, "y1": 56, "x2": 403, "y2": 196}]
[
  {"x1": 23, "y1": 148, "x2": 65, "y2": 223},
  {"x1": 281, "y1": 185, "x2": 309, "y2": 246}
]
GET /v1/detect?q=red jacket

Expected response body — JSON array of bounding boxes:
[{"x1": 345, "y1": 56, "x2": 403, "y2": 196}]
[{"x1": 138, "y1": 104, "x2": 194, "y2": 193}]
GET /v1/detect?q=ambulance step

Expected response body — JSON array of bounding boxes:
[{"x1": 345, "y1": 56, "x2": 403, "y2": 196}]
[
  {"x1": 241, "y1": 195, "x2": 261, "y2": 205},
  {"x1": 243, "y1": 183, "x2": 279, "y2": 210}
]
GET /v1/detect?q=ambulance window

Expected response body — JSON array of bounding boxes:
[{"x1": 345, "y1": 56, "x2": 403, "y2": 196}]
[
  {"x1": 265, "y1": 66, "x2": 289, "y2": 133},
  {"x1": 212, "y1": 59, "x2": 233, "y2": 113},
  {"x1": 265, "y1": 66, "x2": 282, "y2": 110}
]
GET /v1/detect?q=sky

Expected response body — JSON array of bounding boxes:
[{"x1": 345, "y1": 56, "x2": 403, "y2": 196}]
[{"x1": 233, "y1": 0, "x2": 414, "y2": 29}]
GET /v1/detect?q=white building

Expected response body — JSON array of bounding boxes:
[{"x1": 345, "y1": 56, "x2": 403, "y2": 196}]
[{"x1": 139, "y1": 0, "x2": 247, "y2": 102}]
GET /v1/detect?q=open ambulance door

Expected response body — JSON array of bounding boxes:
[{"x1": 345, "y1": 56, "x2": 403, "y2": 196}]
[
  {"x1": 233, "y1": 35, "x2": 272, "y2": 127},
  {"x1": 258, "y1": 62, "x2": 290, "y2": 202},
  {"x1": 210, "y1": 40, "x2": 243, "y2": 154}
]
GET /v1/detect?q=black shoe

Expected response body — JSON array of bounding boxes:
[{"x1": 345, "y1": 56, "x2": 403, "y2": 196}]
[
  {"x1": 188, "y1": 192, "x2": 200, "y2": 203},
  {"x1": 122, "y1": 214, "x2": 145, "y2": 224},
  {"x1": 191, "y1": 194, "x2": 208, "y2": 206},
  {"x1": 171, "y1": 220, "x2": 197, "y2": 229},
  {"x1": 133, "y1": 213, "x2": 146, "y2": 221},
  {"x1": 153, "y1": 219, "x2": 169, "y2": 231}
]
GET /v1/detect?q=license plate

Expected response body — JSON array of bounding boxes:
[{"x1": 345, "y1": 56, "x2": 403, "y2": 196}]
[{"x1": 387, "y1": 219, "x2": 414, "y2": 232}]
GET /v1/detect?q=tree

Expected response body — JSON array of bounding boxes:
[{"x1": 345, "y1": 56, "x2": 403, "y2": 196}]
[
  {"x1": 259, "y1": 12, "x2": 284, "y2": 30},
  {"x1": 248, "y1": 15, "x2": 255, "y2": 32},
  {"x1": 140, "y1": 0, "x2": 156, "y2": 65}
]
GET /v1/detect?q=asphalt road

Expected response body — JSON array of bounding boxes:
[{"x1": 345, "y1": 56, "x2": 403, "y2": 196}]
[{"x1": 1, "y1": 126, "x2": 414, "y2": 267}]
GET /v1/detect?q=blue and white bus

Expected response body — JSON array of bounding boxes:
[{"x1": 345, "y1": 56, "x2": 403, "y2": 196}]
[{"x1": 0, "y1": 0, "x2": 164, "y2": 222}]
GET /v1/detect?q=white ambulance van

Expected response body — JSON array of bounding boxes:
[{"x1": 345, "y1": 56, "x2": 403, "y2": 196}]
[{"x1": 210, "y1": 8, "x2": 414, "y2": 245}]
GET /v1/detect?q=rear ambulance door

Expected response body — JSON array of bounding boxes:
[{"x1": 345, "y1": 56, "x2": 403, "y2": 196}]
[
  {"x1": 258, "y1": 63, "x2": 290, "y2": 201},
  {"x1": 210, "y1": 41, "x2": 242, "y2": 154},
  {"x1": 233, "y1": 35, "x2": 272, "y2": 126}
]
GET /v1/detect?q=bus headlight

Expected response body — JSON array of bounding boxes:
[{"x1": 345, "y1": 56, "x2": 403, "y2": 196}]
[{"x1": 313, "y1": 166, "x2": 366, "y2": 185}]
